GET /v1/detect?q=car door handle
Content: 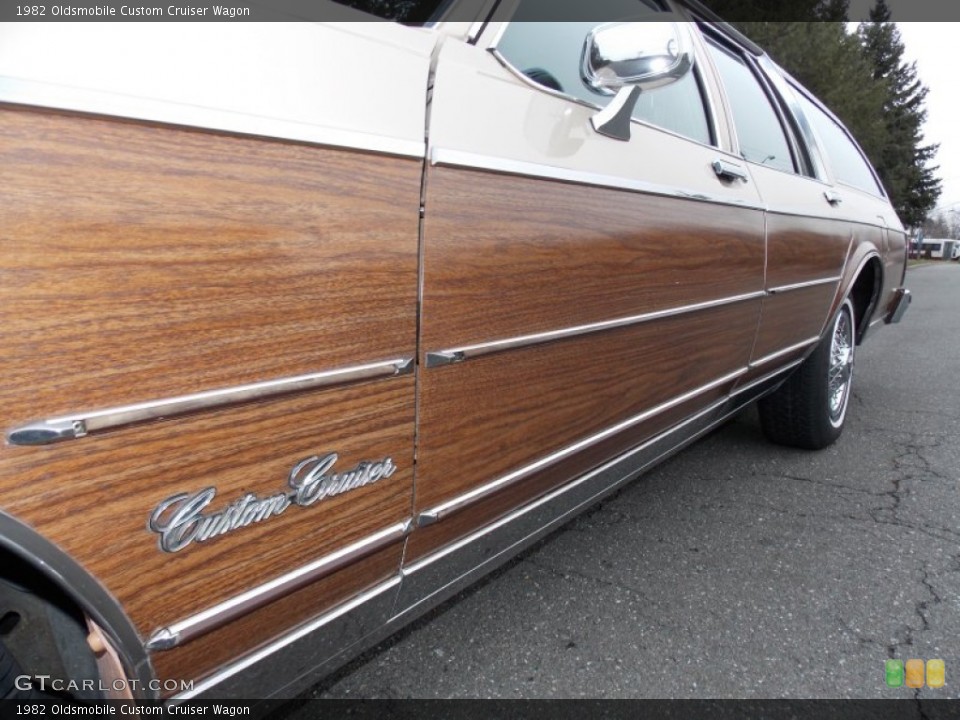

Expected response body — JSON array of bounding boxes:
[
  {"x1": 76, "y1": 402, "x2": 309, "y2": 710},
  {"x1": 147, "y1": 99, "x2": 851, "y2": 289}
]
[
  {"x1": 712, "y1": 159, "x2": 748, "y2": 183},
  {"x1": 824, "y1": 190, "x2": 843, "y2": 206}
]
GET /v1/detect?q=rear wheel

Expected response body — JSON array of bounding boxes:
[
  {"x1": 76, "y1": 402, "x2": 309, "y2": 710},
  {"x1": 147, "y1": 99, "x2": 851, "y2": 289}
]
[
  {"x1": 758, "y1": 299, "x2": 855, "y2": 450},
  {"x1": 0, "y1": 554, "x2": 102, "y2": 700}
]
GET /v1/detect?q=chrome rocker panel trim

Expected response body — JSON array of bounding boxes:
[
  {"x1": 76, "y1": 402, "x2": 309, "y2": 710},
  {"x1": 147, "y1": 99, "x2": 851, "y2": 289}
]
[
  {"x1": 175, "y1": 361, "x2": 797, "y2": 701},
  {"x1": 175, "y1": 577, "x2": 403, "y2": 701},
  {"x1": 147, "y1": 522, "x2": 412, "y2": 651},
  {"x1": 416, "y1": 367, "x2": 748, "y2": 525},
  {"x1": 7, "y1": 358, "x2": 414, "y2": 446}
]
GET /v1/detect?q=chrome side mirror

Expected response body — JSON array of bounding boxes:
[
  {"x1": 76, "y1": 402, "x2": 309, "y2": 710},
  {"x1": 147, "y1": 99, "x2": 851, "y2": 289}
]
[{"x1": 581, "y1": 19, "x2": 695, "y2": 140}]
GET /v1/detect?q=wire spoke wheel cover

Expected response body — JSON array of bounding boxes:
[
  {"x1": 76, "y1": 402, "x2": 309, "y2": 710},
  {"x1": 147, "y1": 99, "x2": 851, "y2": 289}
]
[{"x1": 827, "y1": 306, "x2": 854, "y2": 428}]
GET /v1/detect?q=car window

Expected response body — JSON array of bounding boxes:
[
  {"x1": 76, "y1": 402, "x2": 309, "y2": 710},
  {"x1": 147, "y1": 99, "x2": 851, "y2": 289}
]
[
  {"x1": 705, "y1": 40, "x2": 795, "y2": 174},
  {"x1": 793, "y1": 90, "x2": 884, "y2": 197},
  {"x1": 495, "y1": 3, "x2": 712, "y2": 146}
]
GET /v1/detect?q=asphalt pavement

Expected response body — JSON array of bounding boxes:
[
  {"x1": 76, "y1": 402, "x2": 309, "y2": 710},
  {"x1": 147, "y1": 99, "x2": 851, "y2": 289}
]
[{"x1": 301, "y1": 262, "x2": 960, "y2": 700}]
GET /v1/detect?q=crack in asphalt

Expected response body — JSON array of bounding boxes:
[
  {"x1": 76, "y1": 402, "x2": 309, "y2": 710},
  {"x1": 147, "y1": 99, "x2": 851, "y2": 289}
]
[
  {"x1": 915, "y1": 563, "x2": 943, "y2": 635},
  {"x1": 748, "y1": 428, "x2": 956, "y2": 689}
]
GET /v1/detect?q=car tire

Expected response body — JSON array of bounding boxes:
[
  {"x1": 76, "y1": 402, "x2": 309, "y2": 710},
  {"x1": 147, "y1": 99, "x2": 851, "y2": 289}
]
[
  {"x1": 758, "y1": 299, "x2": 856, "y2": 450},
  {"x1": 0, "y1": 639, "x2": 48, "y2": 700}
]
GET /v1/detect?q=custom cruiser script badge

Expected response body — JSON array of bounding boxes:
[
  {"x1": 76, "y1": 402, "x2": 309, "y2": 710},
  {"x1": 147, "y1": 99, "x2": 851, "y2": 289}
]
[{"x1": 148, "y1": 452, "x2": 396, "y2": 552}]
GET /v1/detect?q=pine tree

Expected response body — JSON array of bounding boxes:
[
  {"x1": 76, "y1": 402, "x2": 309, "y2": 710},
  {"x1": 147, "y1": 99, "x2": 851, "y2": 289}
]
[
  {"x1": 858, "y1": 1, "x2": 941, "y2": 226},
  {"x1": 736, "y1": 21, "x2": 886, "y2": 167}
]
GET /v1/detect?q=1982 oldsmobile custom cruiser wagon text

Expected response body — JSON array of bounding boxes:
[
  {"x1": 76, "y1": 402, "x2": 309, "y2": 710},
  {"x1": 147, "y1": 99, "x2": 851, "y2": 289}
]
[{"x1": 0, "y1": 0, "x2": 911, "y2": 700}]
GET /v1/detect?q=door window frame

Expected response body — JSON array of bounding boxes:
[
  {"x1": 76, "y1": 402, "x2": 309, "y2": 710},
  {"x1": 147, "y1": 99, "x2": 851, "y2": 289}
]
[{"x1": 483, "y1": 17, "x2": 721, "y2": 149}]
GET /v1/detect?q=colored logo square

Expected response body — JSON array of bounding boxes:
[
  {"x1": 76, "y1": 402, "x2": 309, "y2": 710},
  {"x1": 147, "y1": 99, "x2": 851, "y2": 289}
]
[
  {"x1": 927, "y1": 659, "x2": 945, "y2": 688},
  {"x1": 906, "y1": 659, "x2": 925, "y2": 688},
  {"x1": 885, "y1": 659, "x2": 905, "y2": 687}
]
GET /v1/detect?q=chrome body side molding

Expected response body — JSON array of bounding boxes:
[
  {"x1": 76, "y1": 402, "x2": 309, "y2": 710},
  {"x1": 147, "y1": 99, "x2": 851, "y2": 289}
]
[
  {"x1": 415, "y1": 367, "x2": 748, "y2": 526},
  {"x1": 0, "y1": 22, "x2": 434, "y2": 159},
  {"x1": 732, "y1": 358, "x2": 805, "y2": 397},
  {"x1": 147, "y1": 522, "x2": 411, "y2": 651},
  {"x1": 430, "y1": 147, "x2": 767, "y2": 211},
  {"x1": 175, "y1": 361, "x2": 797, "y2": 701},
  {"x1": 7, "y1": 358, "x2": 414, "y2": 446},
  {"x1": 766, "y1": 276, "x2": 842, "y2": 295},
  {"x1": 0, "y1": 77, "x2": 427, "y2": 159},
  {"x1": 430, "y1": 148, "x2": 891, "y2": 228},
  {"x1": 425, "y1": 292, "x2": 766, "y2": 367},
  {"x1": 174, "y1": 576, "x2": 403, "y2": 701},
  {"x1": 749, "y1": 336, "x2": 820, "y2": 369}
]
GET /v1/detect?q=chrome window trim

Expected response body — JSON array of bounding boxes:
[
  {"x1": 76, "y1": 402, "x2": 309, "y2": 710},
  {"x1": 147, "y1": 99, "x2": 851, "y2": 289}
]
[
  {"x1": 755, "y1": 55, "x2": 829, "y2": 182},
  {"x1": 700, "y1": 33, "x2": 800, "y2": 179},
  {"x1": 147, "y1": 522, "x2": 412, "y2": 651},
  {"x1": 467, "y1": 18, "x2": 487, "y2": 42},
  {"x1": 778, "y1": 70, "x2": 887, "y2": 200},
  {"x1": 7, "y1": 358, "x2": 414, "y2": 446},
  {"x1": 766, "y1": 276, "x2": 842, "y2": 295},
  {"x1": 486, "y1": 18, "x2": 720, "y2": 151},
  {"x1": 0, "y1": 77, "x2": 426, "y2": 159},
  {"x1": 425, "y1": 290, "x2": 765, "y2": 367},
  {"x1": 416, "y1": 366, "x2": 748, "y2": 526},
  {"x1": 749, "y1": 336, "x2": 820, "y2": 369},
  {"x1": 430, "y1": 147, "x2": 766, "y2": 210}
]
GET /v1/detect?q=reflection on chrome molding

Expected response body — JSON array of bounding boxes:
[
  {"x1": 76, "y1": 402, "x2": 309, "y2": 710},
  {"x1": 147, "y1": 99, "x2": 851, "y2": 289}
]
[
  {"x1": 416, "y1": 367, "x2": 748, "y2": 526},
  {"x1": 766, "y1": 276, "x2": 842, "y2": 295},
  {"x1": 430, "y1": 147, "x2": 767, "y2": 211},
  {"x1": 0, "y1": 77, "x2": 426, "y2": 159},
  {"x1": 169, "y1": 360, "x2": 799, "y2": 700},
  {"x1": 749, "y1": 337, "x2": 820, "y2": 369},
  {"x1": 397, "y1": 393, "x2": 788, "y2": 621},
  {"x1": 7, "y1": 358, "x2": 414, "y2": 446},
  {"x1": 732, "y1": 358, "x2": 804, "y2": 397},
  {"x1": 173, "y1": 576, "x2": 402, "y2": 701},
  {"x1": 147, "y1": 522, "x2": 411, "y2": 651},
  {"x1": 425, "y1": 292, "x2": 765, "y2": 367}
]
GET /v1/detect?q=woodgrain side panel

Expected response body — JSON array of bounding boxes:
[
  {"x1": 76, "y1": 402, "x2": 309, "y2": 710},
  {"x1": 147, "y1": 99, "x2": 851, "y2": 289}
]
[
  {"x1": 420, "y1": 165, "x2": 765, "y2": 350},
  {"x1": 0, "y1": 106, "x2": 422, "y2": 684},
  {"x1": 765, "y1": 213, "x2": 850, "y2": 288},
  {"x1": 752, "y1": 285, "x2": 837, "y2": 361},
  {"x1": 151, "y1": 545, "x2": 401, "y2": 689},
  {"x1": 1, "y1": 378, "x2": 415, "y2": 636},
  {"x1": 0, "y1": 105, "x2": 421, "y2": 423},
  {"x1": 406, "y1": 387, "x2": 728, "y2": 562},
  {"x1": 413, "y1": 303, "x2": 758, "y2": 550}
]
